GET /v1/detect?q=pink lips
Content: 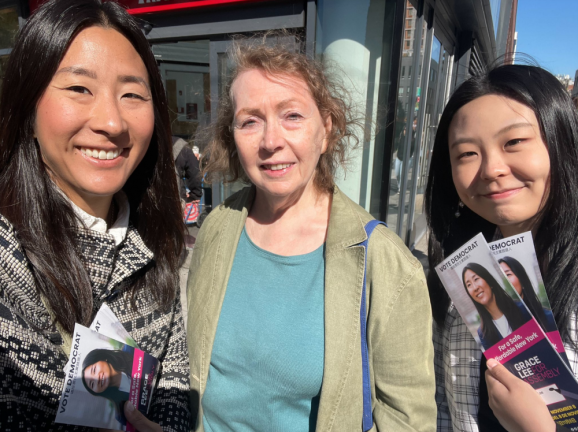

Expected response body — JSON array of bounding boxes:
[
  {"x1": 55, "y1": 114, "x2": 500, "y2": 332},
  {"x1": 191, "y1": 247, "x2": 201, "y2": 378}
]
[{"x1": 482, "y1": 187, "x2": 523, "y2": 200}]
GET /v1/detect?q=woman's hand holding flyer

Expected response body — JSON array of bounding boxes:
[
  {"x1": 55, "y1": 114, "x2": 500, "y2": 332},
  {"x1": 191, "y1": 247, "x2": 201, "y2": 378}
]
[
  {"x1": 435, "y1": 233, "x2": 578, "y2": 430},
  {"x1": 55, "y1": 306, "x2": 159, "y2": 431},
  {"x1": 486, "y1": 359, "x2": 556, "y2": 432}
]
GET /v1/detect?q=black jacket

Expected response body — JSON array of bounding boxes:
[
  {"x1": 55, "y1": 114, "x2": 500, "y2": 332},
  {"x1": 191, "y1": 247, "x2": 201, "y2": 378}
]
[{"x1": 175, "y1": 144, "x2": 202, "y2": 201}]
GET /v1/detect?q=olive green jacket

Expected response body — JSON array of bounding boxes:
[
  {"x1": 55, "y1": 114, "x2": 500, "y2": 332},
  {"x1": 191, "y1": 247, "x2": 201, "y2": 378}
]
[{"x1": 186, "y1": 187, "x2": 436, "y2": 431}]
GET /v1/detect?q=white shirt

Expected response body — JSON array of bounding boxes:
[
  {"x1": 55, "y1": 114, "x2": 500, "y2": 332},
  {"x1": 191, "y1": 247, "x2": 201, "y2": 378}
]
[
  {"x1": 68, "y1": 192, "x2": 130, "y2": 246},
  {"x1": 492, "y1": 314, "x2": 512, "y2": 338},
  {"x1": 119, "y1": 371, "x2": 131, "y2": 393}
]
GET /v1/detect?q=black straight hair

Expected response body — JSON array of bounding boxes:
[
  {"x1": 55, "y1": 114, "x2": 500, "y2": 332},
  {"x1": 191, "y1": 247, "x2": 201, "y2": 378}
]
[
  {"x1": 81, "y1": 348, "x2": 133, "y2": 402},
  {"x1": 498, "y1": 256, "x2": 550, "y2": 331},
  {"x1": 0, "y1": 0, "x2": 185, "y2": 333},
  {"x1": 462, "y1": 263, "x2": 527, "y2": 347},
  {"x1": 426, "y1": 64, "x2": 578, "y2": 346}
]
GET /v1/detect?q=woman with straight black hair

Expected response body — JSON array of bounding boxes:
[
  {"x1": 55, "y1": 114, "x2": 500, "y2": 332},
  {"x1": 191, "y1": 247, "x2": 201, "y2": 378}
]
[
  {"x1": 0, "y1": 0, "x2": 190, "y2": 430},
  {"x1": 426, "y1": 64, "x2": 578, "y2": 432},
  {"x1": 461, "y1": 263, "x2": 528, "y2": 350},
  {"x1": 82, "y1": 347, "x2": 135, "y2": 426},
  {"x1": 499, "y1": 256, "x2": 557, "y2": 334}
]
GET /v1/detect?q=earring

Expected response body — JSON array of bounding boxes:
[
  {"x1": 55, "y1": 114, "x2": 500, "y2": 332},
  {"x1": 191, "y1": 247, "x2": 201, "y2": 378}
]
[{"x1": 455, "y1": 200, "x2": 464, "y2": 218}]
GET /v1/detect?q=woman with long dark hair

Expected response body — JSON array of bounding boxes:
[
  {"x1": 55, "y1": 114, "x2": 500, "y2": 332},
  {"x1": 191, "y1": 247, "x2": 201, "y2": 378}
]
[
  {"x1": 426, "y1": 64, "x2": 577, "y2": 431},
  {"x1": 499, "y1": 256, "x2": 557, "y2": 334},
  {"x1": 462, "y1": 263, "x2": 528, "y2": 349},
  {"x1": 0, "y1": 1, "x2": 190, "y2": 430},
  {"x1": 82, "y1": 348, "x2": 135, "y2": 425}
]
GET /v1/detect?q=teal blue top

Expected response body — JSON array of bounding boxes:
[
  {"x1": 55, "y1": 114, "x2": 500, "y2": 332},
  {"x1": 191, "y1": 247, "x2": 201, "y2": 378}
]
[{"x1": 202, "y1": 228, "x2": 325, "y2": 432}]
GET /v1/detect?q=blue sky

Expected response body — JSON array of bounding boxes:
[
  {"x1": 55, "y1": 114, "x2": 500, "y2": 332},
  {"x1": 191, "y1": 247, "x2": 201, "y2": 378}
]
[{"x1": 516, "y1": 0, "x2": 578, "y2": 77}]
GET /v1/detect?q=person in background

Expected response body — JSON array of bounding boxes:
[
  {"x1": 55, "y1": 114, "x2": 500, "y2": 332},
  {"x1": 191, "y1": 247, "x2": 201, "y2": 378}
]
[
  {"x1": 192, "y1": 145, "x2": 201, "y2": 160},
  {"x1": 186, "y1": 38, "x2": 436, "y2": 432},
  {"x1": 426, "y1": 64, "x2": 578, "y2": 432},
  {"x1": 0, "y1": 1, "x2": 191, "y2": 430},
  {"x1": 173, "y1": 136, "x2": 202, "y2": 202}
]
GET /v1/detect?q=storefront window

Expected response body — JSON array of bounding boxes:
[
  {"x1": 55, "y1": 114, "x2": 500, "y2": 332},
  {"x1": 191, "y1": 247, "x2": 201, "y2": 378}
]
[
  {"x1": 151, "y1": 40, "x2": 210, "y2": 145},
  {"x1": 0, "y1": 7, "x2": 18, "y2": 51},
  {"x1": 386, "y1": 2, "x2": 427, "y2": 235},
  {"x1": 0, "y1": 6, "x2": 20, "y2": 91}
]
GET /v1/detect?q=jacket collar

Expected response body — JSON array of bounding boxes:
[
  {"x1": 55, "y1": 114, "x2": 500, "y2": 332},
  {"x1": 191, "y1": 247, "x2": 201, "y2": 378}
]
[
  {"x1": 0, "y1": 214, "x2": 152, "y2": 330},
  {"x1": 325, "y1": 187, "x2": 369, "y2": 252},
  {"x1": 224, "y1": 185, "x2": 369, "y2": 253}
]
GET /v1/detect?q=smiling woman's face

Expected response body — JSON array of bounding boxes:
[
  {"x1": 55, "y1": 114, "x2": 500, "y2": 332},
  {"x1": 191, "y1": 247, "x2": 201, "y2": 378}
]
[
  {"x1": 83, "y1": 360, "x2": 112, "y2": 394},
  {"x1": 230, "y1": 69, "x2": 330, "y2": 204},
  {"x1": 448, "y1": 95, "x2": 551, "y2": 236},
  {"x1": 34, "y1": 26, "x2": 154, "y2": 213},
  {"x1": 464, "y1": 269, "x2": 495, "y2": 307}
]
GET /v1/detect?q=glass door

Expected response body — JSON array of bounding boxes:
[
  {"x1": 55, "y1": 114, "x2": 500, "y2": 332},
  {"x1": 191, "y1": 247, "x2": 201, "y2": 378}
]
[{"x1": 386, "y1": 0, "x2": 455, "y2": 248}]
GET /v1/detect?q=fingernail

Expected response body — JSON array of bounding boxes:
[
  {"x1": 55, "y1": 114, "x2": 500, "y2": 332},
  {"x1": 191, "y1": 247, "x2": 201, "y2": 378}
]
[
  {"x1": 487, "y1": 359, "x2": 499, "y2": 369},
  {"x1": 126, "y1": 401, "x2": 135, "y2": 413}
]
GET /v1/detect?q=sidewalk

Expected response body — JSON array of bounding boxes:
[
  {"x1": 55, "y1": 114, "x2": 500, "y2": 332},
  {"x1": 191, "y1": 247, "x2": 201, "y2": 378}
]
[
  {"x1": 178, "y1": 225, "x2": 198, "y2": 330},
  {"x1": 412, "y1": 232, "x2": 429, "y2": 275}
]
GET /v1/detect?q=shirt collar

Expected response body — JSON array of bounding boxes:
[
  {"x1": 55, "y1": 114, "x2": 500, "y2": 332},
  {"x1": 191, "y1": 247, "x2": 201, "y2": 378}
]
[{"x1": 69, "y1": 191, "x2": 130, "y2": 246}]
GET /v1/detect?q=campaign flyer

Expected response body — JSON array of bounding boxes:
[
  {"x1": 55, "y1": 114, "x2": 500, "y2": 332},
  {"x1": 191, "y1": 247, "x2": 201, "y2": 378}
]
[
  {"x1": 90, "y1": 303, "x2": 139, "y2": 348},
  {"x1": 489, "y1": 232, "x2": 569, "y2": 365},
  {"x1": 55, "y1": 324, "x2": 158, "y2": 431},
  {"x1": 435, "y1": 233, "x2": 578, "y2": 430}
]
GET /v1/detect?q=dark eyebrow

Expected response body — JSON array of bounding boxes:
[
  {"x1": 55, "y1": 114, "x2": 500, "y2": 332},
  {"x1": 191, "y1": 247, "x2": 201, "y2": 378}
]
[
  {"x1": 56, "y1": 66, "x2": 97, "y2": 79},
  {"x1": 493, "y1": 122, "x2": 533, "y2": 137},
  {"x1": 119, "y1": 75, "x2": 150, "y2": 90},
  {"x1": 450, "y1": 122, "x2": 533, "y2": 149}
]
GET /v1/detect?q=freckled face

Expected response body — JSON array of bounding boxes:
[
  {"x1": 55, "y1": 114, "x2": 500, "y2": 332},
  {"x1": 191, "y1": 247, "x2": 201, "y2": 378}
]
[
  {"x1": 464, "y1": 269, "x2": 495, "y2": 307},
  {"x1": 231, "y1": 69, "x2": 331, "y2": 203},
  {"x1": 83, "y1": 360, "x2": 112, "y2": 393},
  {"x1": 500, "y1": 261, "x2": 523, "y2": 297},
  {"x1": 448, "y1": 95, "x2": 550, "y2": 234},
  {"x1": 34, "y1": 26, "x2": 154, "y2": 208}
]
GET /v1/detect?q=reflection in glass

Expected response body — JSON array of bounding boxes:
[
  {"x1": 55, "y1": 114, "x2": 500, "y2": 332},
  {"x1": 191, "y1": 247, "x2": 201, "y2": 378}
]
[
  {"x1": 386, "y1": 1, "x2": 426, "y2": 234},
  {"x1": 0, "y1": 7, "x2": 18, "y2": 51},
  {"x1": 152, "y1": 41, "x2": 211, "y2": 146}
]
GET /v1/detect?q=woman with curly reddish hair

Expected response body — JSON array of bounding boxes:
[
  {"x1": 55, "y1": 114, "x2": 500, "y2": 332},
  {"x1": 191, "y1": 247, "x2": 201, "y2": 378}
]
[{"x1": 186, "y1": 38, "x2": 436, "y2": 432}]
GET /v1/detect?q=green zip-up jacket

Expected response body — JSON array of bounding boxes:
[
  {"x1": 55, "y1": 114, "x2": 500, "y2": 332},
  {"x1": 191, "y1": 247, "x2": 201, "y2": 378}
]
[{"x1": 186, "y1": 186, "x2": 436, "y2": 431}]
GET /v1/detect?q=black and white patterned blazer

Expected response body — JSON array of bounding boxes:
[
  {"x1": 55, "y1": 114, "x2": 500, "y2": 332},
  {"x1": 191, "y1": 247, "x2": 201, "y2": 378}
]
[
  {"x1": 0, "y1": 214, "x2": 191, "y2": 431},
  {"x1": 434, "y1": 303, "x2": 578, "y2": 431}
]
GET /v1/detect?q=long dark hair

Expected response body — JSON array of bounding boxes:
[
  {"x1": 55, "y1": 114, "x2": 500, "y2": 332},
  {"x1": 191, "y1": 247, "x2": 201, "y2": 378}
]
[
  {"x1": 425, "y1": 65, "x2": 578, "y2": 345},
  {"x1": 498, "y1": 256, "x2": 550, "y2": 331},
  {"x1": 81, "y1": 348, "x2": 133, "y2": 403},
  {"x1": 0, "y1": 0, "x2": 185, "y2": 333},
  {"x1": 462, "y1": 263, "x2": 527, "y2": 347}
]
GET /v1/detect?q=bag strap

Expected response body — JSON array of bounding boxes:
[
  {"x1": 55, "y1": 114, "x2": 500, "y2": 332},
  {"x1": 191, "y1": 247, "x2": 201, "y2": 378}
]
[{"x1": 359, "y1": 219, "x2": 387, "y2": 432}]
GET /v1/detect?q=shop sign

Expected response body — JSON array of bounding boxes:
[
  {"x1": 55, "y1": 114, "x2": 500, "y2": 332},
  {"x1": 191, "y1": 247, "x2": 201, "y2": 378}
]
[{"x1": 29, "y1": 0, "x2": 262, "y2": 15}]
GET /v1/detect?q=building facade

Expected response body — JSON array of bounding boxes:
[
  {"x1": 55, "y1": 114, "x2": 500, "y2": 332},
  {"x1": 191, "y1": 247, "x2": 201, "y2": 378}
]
[{"x1": 2, "y1": 0, "x2": 513, "y2": 249}]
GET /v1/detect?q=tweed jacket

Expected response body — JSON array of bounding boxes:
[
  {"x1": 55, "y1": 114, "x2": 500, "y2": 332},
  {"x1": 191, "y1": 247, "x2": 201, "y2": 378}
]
[
  {"x1": 0, "y1": 214, "x2": 191, "y2": 431},
  {"x1": 186, "y1": 186, "x2": 436, "y2": 431},
  {"x1": 434, "y1": 304, "x2": 578, "y2": 432}
]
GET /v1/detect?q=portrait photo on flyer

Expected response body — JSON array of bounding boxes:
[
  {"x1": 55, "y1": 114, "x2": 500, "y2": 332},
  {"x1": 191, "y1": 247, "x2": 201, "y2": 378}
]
[
  {"x1": 489, "y1": 232, "x2": 569, "y2": 364},
  {"x1": 435, "y1": 233, "x2": 578, "y2": 429},
  {"x1": 55, "y1": 324, "x2": 158, "y2": 431}
]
